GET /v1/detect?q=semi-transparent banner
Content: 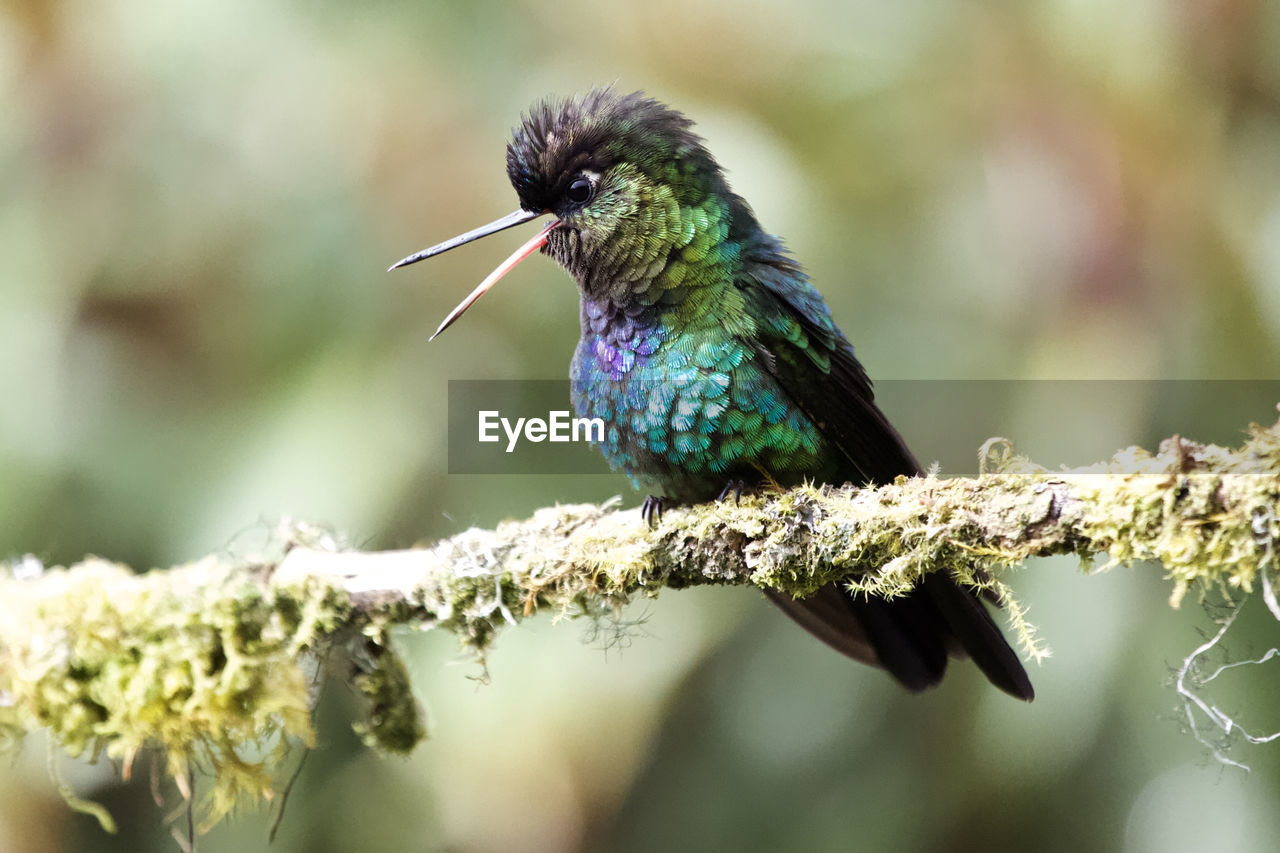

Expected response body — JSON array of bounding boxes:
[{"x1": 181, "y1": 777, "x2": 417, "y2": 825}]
[{"x1": 446, "y1": 379, "x2": 1280, "y2": 475}]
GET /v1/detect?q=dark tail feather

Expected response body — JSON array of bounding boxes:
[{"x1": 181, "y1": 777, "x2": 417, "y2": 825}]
[
  {"x1": 921, "y1": 574, "x2": 1035, "y2": 701},
  {"x1": 764, "y1": 585, "x2": 880, "y2": 665},
  {"x1": 844, "y1": 591, "x2": 948, "y2": 692},
  {"x1": 766, "y1": 577, "x2": 1034, "y2": 700}
]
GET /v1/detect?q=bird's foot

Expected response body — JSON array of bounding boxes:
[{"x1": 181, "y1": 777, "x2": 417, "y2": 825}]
[
  {"x1": 716, "y1": 478, "x2": 748, "y2": 505},
  {"x1": 640, "y1": 495, "x2": 671, "y2": 528}
]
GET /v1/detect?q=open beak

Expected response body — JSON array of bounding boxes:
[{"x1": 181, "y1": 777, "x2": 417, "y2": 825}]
[{"x1": 388, "y1": 209, "x2": 558, "y2": 340}]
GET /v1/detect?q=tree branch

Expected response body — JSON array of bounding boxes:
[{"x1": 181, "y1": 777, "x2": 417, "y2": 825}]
[{"x1": 3, "y1": 411, "x2": 1279, "y2": 829}]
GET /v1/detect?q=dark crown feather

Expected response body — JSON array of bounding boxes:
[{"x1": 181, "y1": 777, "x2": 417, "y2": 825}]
[{"x1": 505, "y1": 88, "x2": 715, "y2": 212}]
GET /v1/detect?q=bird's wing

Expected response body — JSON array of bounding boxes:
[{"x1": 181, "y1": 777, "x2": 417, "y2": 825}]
[
  {"x1": 740, "y1": 254, "x2": 921, "y2": 485},
  {"x1": 739, "y1": 252, "x2": 1034, "y2": 701}
]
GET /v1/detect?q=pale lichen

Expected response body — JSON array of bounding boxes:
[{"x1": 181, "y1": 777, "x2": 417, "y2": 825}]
[{"x1": 0, "y1": 556, "x2": 349, "y2": 832}]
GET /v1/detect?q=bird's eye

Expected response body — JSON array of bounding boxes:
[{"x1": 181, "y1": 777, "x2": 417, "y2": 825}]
[{"x1": 565, "y1": 177, "x2": 593, "y2": 205}]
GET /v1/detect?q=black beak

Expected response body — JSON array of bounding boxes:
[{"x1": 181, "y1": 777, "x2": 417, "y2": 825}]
[
  {"x1": 387, "y1": 208, "x2": 543, "y2": 271},
  {"x1": 388, "y1": 208, "x2": 560, "y2": 340}
]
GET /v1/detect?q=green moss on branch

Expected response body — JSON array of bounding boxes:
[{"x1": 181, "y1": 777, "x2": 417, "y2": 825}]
[{"x1": 2, "y1": 412, "x2": 1279, "y2": 832}]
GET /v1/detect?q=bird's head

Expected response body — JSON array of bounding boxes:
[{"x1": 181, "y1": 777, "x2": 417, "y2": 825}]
[{"x1": 391, "y1": 89, "x2": 745, "y2": 338}]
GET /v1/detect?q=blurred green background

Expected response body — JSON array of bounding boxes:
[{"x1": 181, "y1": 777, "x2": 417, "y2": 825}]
[{"x1": 3, "y1": 0, "x2": 1280, "y2": 850}]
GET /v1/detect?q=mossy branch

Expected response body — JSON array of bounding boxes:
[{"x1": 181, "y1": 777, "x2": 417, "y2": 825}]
[{"x1": 3, "y1": 412, "x2": 1280, "y2": 831}]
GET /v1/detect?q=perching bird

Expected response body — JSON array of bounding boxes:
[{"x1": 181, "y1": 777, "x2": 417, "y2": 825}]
[{"x1": 391, "y1": 88, "x2": 1033, "y2": 700}]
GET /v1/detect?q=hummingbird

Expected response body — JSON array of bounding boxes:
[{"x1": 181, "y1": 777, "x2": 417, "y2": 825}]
[{"x1": 391, "y1": 88, "x2": 1034, "y2": 700}]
